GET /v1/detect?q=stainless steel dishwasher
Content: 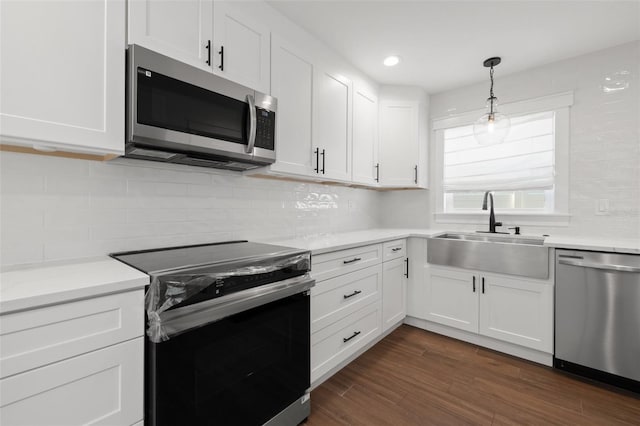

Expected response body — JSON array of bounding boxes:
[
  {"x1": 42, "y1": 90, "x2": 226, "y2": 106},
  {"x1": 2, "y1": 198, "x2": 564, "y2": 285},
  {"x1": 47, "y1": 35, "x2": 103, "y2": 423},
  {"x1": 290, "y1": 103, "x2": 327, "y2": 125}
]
[{"x1": 555, "y1": 249, "x2": 640, "y2": 392}]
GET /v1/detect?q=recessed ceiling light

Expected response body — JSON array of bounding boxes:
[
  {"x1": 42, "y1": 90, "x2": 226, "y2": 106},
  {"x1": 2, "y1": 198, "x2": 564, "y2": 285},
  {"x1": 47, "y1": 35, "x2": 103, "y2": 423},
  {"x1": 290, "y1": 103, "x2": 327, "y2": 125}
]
[{"x1": 383, "y1": 56, "x2": 400, "y2": 67}]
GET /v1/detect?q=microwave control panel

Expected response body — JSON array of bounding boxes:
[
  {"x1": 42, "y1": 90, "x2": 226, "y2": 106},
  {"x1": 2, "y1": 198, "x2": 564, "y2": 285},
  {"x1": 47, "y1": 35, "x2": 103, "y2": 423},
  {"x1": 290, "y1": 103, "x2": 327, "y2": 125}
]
[{"x1": 255, "y1": 108, "x2": 275, "y2": 150}]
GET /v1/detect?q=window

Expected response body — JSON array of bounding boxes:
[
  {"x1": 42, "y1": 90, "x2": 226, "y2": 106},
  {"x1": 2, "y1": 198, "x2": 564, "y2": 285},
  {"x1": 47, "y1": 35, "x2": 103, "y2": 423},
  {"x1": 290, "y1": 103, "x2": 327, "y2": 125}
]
[
  {"x1": 443, "y1": 111, "x2": 555, "y2": 213},
  {"x1": 432, "y1": 92, "x2": 572, "y2": 225}
]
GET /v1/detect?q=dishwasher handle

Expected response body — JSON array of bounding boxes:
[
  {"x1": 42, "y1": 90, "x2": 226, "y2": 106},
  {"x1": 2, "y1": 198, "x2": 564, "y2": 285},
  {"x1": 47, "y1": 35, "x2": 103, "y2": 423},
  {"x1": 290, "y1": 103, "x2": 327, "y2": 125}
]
[{"x1": 558, "y1": 258, "x2": 640, "y2": 273}]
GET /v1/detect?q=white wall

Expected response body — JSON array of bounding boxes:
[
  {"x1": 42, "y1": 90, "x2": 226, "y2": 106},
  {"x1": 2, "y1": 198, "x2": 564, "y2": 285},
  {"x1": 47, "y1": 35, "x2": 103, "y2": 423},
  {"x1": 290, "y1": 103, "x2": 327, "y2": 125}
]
[
  {"x1": 0, "y1": 153, "x2": 380, "y2": 267},
  {"x1": 427, "y1": 41, "x2": 640, "y2": 239}
]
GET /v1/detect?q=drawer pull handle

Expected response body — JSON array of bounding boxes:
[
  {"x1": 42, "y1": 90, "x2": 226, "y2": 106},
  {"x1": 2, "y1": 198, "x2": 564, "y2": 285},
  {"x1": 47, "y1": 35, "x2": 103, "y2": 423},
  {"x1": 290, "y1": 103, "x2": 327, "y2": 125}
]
[
  {"x1": 343, "y1": 290, "x2": 362, "y2": 299},
  {"x1": 343, "y1": 257, "x2": 362, "y2": 264},
  {"x1": 392, "y1": 247, "x2": 402, "y2": 252},
  {"x1": 343, "y1": 331, "x2": 361, "y2": 343}
]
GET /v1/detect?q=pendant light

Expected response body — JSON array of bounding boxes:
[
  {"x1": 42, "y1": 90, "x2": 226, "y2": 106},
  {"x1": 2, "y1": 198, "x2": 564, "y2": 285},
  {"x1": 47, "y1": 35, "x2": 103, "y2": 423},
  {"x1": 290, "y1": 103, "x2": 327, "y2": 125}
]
[{"x1": 473, "y1": 57, "x2": 510, "y2": 145}]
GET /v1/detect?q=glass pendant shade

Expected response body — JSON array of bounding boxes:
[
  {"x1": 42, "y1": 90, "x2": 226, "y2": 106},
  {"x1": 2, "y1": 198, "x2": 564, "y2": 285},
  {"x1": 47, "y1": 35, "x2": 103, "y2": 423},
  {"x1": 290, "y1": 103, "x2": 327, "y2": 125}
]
[
  {"x1": 474, "y1": 57, "x2": 510, "y2": 145},
  {"x1": 473, "y1": 97, "x2": 510, "y2": 145}
]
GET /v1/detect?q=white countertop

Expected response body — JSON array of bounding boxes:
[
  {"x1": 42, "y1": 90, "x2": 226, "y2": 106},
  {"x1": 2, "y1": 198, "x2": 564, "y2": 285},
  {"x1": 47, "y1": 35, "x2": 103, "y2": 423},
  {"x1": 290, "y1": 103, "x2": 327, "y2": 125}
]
[
  {"x1": 0, "y1": 257, "x2": 149, "y2": 314},
  {"x1": 544, "y1": 235, "x2": 640, "y2": 254},
  {"x1": 272, "y1": 228, "x2": 445, "y2": 254},
  {"x1": 273, "y1": 228, "x2": 640, "y2": 255}
]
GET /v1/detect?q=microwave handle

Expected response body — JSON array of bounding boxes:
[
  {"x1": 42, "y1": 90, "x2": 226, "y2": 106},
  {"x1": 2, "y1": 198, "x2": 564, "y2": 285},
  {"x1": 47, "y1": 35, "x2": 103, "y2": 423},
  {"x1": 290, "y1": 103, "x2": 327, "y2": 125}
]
[{"x1": 246, "y1": 94, "x2": 257, "y2": 153}]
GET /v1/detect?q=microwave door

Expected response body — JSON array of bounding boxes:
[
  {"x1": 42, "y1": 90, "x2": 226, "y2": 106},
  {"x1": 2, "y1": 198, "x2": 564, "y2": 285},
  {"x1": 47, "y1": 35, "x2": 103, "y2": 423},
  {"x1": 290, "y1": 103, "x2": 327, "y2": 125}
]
[{"x1": 128, "y1": 46, "x2": 255, "y2": 161}]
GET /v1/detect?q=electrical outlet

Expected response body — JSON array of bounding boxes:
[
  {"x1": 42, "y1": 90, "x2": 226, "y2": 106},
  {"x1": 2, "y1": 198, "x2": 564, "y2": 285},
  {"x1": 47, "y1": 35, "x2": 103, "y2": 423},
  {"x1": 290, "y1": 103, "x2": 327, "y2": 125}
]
[{"x1": 595, "y1": 199, "x2": 610, "y2": 215}]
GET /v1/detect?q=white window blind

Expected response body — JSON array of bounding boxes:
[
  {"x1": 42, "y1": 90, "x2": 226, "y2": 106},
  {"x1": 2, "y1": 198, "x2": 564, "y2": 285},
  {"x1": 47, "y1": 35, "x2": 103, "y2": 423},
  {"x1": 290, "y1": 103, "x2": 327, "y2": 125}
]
[{"x1": 443, "y1": 111, "x2": 555, "y2": 191}]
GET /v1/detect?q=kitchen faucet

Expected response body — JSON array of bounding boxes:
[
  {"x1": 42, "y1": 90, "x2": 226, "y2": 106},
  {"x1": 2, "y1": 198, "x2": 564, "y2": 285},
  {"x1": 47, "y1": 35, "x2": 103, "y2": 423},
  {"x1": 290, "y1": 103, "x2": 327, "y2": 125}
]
[{"x1": 481, "y1": 191, "x2": 502, "y2": 233}]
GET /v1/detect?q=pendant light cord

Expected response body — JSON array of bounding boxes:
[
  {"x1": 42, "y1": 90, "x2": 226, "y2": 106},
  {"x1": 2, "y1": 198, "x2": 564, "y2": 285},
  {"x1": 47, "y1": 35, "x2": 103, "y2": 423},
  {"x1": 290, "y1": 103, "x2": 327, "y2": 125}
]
[{"x1": 489, "y1": 65, "x2": 495, "y2": 115}]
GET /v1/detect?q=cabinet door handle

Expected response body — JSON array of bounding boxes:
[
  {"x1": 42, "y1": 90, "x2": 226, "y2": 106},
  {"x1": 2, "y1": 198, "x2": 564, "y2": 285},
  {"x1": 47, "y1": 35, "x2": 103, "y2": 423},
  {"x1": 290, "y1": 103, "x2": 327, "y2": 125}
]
[
  {"x1": 392, "y1": 247, "x2": 402, "y2": 252},
  {"x1": 218, "y1": 45, "x2": 224, "y2": 71},
  {"x1": 472, "y1": 276, "x2": 476, "y2": 292},
  {"x1": 375, "y1": 163, "x2": 380, "y2": 182},
  {"x1": 414, "y1": 165, "x2": 418, "y2": 184},
  {"x1": 482, "y1": 277, "x2": 485, "y2": 294},
  {"x1": 343, "y1": 257, "x2": 362, "y2": 264},
  {"x1": 343, "y1": 331, "x2": 361, "y2": 343},
  {"x1": 205, "y1": 40, "x2": 212, "y2": 66},
  {"x1": 314, "y1": 148, "x2": 319, "y2": 173},
  {"x1": 343, "y1": 290, "x2": 362, "y2": 299},
  {"x1": 404, "y1": 258, "x2": 409, "y2": 278},
  {"x1": 321, "y1": 149, "x2": 326, "y2": 174}
]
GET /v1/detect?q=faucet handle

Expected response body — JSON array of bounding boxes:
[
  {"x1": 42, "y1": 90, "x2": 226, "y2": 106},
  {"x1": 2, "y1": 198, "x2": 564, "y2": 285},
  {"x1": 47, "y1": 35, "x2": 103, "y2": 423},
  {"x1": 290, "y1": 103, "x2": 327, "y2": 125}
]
[
  {"x1": 495, "y1": 221, "x2": 503, "y2": 228},
  {"x1": 508, "y1": 226, "x2": 520, "y2": 235}
]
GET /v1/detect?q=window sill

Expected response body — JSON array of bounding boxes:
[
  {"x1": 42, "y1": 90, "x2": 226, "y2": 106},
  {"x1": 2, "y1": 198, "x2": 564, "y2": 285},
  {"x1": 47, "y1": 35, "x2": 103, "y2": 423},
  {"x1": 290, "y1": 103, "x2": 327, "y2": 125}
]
[{"x1": 434, "y1": 212, "x2": 571, "y2": 227}]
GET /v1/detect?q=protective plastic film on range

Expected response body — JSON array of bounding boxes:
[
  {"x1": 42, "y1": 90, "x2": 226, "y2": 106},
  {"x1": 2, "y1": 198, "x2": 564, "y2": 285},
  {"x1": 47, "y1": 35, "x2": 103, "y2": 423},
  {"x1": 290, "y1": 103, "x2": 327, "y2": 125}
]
[{"x1": 144, "y1": 250, "x2": 311, "y2": 343}]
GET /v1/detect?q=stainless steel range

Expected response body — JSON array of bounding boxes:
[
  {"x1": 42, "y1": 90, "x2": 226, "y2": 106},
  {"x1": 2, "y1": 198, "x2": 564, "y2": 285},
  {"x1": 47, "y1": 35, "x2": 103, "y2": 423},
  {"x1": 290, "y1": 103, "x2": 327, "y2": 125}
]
[{"x1": 111, "y1": 241, "x2": 314, "y2": 426}]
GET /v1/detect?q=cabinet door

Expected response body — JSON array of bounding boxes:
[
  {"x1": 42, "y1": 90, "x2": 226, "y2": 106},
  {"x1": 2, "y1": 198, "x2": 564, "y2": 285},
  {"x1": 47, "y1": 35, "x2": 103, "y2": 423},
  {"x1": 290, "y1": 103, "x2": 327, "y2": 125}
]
[
  {"x1": 382, "y1": 257, "x2": 407, "y2": 332},
  {"x1": 128, "y1": 0, "x2": 213, "y2": 71},
  {"x1": 315, "y1": 68, "x2": 352, "y2": 181},
  {"x1": 269, "y1": 35, "x2": 316, "y2": 176},
  {"x1": 352, "y1": 86, "x2": 379, "y2": 186},
  {"x1": 213, "y1": 1, "x2": 270, "y2": 93},
  {"x1": 0, "y1": 338, "x2": 143, "y2": 426},
  {"x1": 379, "y1": 101, "x2": 420, "y2": 187},
  {"x1": 425, "y1": 266, "x2": 479, "y2": 333},
  {"x1": 406, "y1": 238, "x2": 428, "y2": 319},
  {"x1": 0, "y1": 0, "x2": 125, "y2": 155},
  {"x1": 479, "y1": 274, "x2": 553, "y2": 352}
]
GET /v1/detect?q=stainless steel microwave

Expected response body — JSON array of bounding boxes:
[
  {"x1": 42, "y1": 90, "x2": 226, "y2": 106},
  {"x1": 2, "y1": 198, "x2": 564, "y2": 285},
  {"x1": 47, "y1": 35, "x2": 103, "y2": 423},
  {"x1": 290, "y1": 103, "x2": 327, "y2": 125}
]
[{"x1": 126, "y1": 45, "x2": 276, "y2": 171}]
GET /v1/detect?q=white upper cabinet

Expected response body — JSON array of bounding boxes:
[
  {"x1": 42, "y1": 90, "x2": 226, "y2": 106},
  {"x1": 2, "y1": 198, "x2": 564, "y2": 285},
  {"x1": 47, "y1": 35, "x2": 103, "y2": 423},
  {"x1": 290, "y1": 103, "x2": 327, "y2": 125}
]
[
  {"x1": 212, "y1": 2, "x2": 270, "y2": 93},
  {"x1": 314, "y1": 68, "x2": 352, "y2": 181},
  {"x1": 129, "y1": 1, "x2": 269, "y2": 92},
  {"x1": 0, "y1": 0, "x2": 125, "y2": 155},
  {"x1": 269, "y1": 35, "x2": 316, "y2": 177},
  {"x1": 128, "y1": 0, "x2": 213, "y2": 71},
  {"x1": 352, "y1": 86, "x2": 379, "y2": 186},
  {"x1": 378, "y1": 101, "x2": 421, "y2": 187}
]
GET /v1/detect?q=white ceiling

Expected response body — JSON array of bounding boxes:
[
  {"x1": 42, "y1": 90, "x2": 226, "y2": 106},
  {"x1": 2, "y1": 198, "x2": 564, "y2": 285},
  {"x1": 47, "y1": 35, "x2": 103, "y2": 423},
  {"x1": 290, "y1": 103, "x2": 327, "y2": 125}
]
[{"x1": 267, "y1": 1, "x2": 640, "y2": 94}]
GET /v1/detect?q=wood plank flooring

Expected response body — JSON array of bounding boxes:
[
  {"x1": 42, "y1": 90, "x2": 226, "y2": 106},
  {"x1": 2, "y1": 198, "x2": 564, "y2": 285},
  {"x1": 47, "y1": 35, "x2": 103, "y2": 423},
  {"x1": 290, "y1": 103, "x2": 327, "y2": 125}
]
[{"x1": 306, "y1": 325, "x2": 640, "y2": 425}]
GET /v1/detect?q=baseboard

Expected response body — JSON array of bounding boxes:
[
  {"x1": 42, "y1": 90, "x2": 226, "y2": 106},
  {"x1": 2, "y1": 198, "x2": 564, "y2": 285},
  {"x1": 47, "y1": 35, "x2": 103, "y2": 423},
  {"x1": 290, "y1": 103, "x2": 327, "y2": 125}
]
[{"x1": 404, "y1": 316, "x2": 553, "y2": 366}]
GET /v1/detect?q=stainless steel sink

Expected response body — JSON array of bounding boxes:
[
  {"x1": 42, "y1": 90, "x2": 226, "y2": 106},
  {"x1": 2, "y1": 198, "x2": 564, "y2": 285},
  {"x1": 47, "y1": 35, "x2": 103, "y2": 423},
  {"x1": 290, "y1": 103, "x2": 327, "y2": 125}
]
[
  {"x1": 427, "y1": 232, "x2": 549, "y2": 279},
  {"x1": 435, "y1": 232, "x2": 545, "y2": 246}
]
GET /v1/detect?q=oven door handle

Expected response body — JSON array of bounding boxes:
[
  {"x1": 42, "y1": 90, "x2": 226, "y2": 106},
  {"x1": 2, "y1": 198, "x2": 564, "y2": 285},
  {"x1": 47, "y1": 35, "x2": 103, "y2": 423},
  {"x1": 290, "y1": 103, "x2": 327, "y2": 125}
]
[{"x1": 153, "y1": 274, "x2": 314, "y2": 341}]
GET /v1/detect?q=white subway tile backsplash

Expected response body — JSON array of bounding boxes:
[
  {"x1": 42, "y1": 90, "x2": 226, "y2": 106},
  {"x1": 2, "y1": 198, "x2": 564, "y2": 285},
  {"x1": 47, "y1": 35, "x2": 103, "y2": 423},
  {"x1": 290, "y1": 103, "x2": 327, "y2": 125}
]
[
  {"x1": 0, "y1": 174, "x2": 45, "y2": 194},
  {"x1": 0, "y1": 152, "x2": 380, "y2": 267}
]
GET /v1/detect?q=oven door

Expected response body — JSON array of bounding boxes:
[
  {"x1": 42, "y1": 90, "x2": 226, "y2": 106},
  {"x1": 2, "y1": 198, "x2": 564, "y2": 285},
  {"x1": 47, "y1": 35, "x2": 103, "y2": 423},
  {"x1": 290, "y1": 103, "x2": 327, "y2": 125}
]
[
  {"x1": 127, "y1": 44, "x2": 275, "y2": 164},
  {"x1": 146, "y1": 277, "x2": 312, "y2": 426}
]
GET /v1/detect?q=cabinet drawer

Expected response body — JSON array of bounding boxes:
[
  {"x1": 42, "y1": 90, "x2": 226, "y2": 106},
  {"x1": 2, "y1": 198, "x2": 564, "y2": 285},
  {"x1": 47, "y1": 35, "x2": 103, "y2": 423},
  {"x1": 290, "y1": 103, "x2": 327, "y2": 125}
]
[
  {"x1": 0, "y1": 337, "x2": 143, "y2": 426},
  {"x1": 312, "y1": 265, "x2": 382, "y2": 333},
  {"x1": 383, "y1": 239, "x2": 406, "y2": 262},
  {"x1": 0, "y1": 290, "x2": 144, "y2": 378},
  {"x1": 312, "y1": 244, "x2": 382, "y2": 282},
  {"x1": 311, "y1": 302, "x2": 380, "y2": 383}
]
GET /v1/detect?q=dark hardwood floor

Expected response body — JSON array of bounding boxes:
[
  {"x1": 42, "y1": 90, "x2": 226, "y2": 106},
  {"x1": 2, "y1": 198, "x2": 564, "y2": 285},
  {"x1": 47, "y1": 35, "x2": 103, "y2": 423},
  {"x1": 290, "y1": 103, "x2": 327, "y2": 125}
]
[{"x1": 306, "y1": 325, "x2": 640, "y2": 425}]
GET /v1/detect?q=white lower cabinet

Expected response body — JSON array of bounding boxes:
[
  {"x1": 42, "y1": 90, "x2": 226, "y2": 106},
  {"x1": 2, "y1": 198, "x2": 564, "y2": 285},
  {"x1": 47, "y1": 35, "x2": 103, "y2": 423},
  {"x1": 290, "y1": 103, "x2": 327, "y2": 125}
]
[
  {"x1": 382, "y1": 257, "x2": 407, "y2": 332},
  {"x1": 311, "y1": 302, "x2": 380, "y2": 383},
  {"x1": 424, "y1": 264, "x2": 553, "y2": 353},
  {"x1": 0, "y1": 338, "x2": 143, "y2": 426},
  {"x1": 0, "y1": 289, "x2": 144, "y2": 426},
  {"x1": 425, "y1": 266, "x2": 479, "y2": 333},
  {"x1": 479, "y1": 273, "x2": 553, "y2": 352},
  {"x1": 312, "y1": 265, "x2": 382, "y2": 333},
  {"x1": 310, "y1": 240, "x2": 407, "y2": 385}
]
